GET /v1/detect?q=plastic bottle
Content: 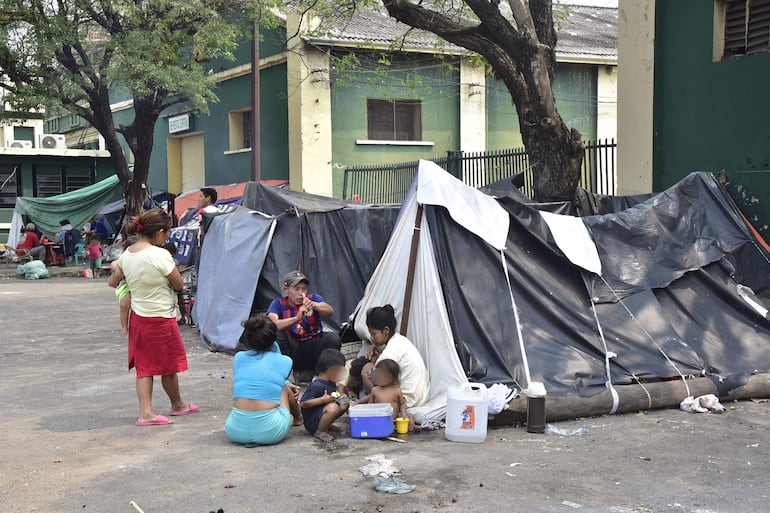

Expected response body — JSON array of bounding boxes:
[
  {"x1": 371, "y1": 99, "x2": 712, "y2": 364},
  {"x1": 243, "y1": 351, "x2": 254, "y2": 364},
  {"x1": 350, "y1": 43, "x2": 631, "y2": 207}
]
[{"x1": 445, "y1": 383, "x2": 489, "y2": 443}]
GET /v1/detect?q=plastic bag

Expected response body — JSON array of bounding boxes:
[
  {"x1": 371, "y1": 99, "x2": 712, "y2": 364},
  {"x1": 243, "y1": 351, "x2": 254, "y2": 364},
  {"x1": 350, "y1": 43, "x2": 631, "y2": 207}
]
[
  {"x1": 545, "y1": 424, "x2": 588, "y2": 436},
  {"x1": 16, "y1": 260, "x2": 50, "y2": 280},
  {"x1": 371, "y1": 476, "x2": 416, "y2": 494}
]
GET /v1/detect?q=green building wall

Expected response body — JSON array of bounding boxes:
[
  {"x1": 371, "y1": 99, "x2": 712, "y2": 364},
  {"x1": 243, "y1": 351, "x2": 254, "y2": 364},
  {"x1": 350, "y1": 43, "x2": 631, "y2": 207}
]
[
  {"x1": 486, "y1": 62, "x2": 598, "y2": 151},
  {"x1": 47, "y1": 26, "x2": 289, "y2": 194},
  {"x1": 330, "y1": 53, "x2": 461, "y2": 197},
  {"x1": 144, "y1": 62, "x2": 289, "y2": 191},
  {"x1": 0, "y1": 154, "x2": 115, "y2": 239},
  {"x1": 653, "y1": 0, "x2": 770, "y2": 232}
]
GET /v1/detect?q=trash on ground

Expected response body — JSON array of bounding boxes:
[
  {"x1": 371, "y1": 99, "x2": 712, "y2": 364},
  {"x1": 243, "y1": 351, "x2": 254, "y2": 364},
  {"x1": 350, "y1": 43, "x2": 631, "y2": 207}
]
[
  {"x1": 561, "y1": 500, "x2": 584, "y2": 508},
  {"x1": 487, "y1": 383, "x2": 518, "y2": 414},
  {"x1": 16, "y1": 261, "x2": 50, "y2": 280},
  {"x1": 679, "y1": 394, "x2": 727, "y2": 413},
  {"x1": 419, "y1": 419, "x2": 444, "y2": 431},
  {"x1": 360, "y1": 454, "x2": 403, "y2": 478},
  {"x1": 546, "y1": 424, "x2": 589, "y2": 436},
  {"x1": 372, "y1": 476, "x2": 416, "y2": 494}
]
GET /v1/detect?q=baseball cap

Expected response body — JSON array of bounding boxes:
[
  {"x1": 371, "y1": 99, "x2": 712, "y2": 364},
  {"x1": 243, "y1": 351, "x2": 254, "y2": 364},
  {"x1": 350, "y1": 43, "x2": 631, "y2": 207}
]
[{"x1": 283, "y1": 271, "x2": 309, "y2": 287}]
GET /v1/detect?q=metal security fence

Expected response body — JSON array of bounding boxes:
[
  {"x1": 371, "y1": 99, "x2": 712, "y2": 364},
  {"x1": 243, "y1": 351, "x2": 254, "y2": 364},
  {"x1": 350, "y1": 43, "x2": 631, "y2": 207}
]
[{"x1": 342, "y1": 139, "x2": 616, "y2": 203}]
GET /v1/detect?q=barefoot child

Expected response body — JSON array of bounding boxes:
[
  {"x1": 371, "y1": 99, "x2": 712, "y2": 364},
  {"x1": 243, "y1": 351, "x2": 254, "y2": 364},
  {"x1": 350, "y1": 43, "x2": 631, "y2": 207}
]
[
  {"x1": 300, "y1": 349, "x2": 349, "y2": 441},
  {"x1": 358, "y1": 358, "x2": 418, "y2": 431}
]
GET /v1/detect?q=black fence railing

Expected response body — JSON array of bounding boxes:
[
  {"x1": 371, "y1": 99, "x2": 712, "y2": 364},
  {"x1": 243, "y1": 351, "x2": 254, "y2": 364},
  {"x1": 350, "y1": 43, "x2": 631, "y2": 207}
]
[{"x1": 342, "y1": 139, "x2": 617, "y2": 203}]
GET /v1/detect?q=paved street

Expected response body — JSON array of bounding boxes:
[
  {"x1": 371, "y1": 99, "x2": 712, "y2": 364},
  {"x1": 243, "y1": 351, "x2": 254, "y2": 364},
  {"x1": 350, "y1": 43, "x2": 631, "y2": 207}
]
[{"x1": 1, "y1": 278, "x2": 769, "y2": 513}]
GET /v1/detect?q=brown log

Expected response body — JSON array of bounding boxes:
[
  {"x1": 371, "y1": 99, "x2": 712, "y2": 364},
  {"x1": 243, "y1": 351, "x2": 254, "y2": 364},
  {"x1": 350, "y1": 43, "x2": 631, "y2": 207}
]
[{"x1": 489, "y1": 374, "x2": 770, "y2": 427}]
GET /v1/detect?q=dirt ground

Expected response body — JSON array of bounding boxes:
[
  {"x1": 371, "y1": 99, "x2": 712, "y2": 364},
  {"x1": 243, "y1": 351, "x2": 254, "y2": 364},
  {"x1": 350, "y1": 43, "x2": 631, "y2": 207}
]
[{"x1": 1, "y1": 278, "x2": 769, "y2": 513}]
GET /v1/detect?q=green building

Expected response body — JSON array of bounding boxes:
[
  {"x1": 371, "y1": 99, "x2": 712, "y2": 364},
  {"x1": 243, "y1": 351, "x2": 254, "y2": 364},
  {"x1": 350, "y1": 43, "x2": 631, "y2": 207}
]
[
  {"x1": 618, "y1": 0, "x2": 769, "y2": 234},
  {"x1": 43, "y1": 6, "x2": 617, "y2": 200}
]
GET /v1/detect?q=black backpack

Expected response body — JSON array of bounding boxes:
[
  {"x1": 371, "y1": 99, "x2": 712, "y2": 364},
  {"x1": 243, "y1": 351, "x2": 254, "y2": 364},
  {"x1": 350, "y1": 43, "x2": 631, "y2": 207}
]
[{"x1": 63, "y1": 229, "x2": 82, "y2": 257}]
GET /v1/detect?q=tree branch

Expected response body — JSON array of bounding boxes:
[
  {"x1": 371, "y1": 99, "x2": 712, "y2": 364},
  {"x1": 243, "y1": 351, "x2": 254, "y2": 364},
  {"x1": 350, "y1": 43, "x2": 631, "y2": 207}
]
[{"x1": 506, "y1": 0, "x2": 537, "y2": 39}]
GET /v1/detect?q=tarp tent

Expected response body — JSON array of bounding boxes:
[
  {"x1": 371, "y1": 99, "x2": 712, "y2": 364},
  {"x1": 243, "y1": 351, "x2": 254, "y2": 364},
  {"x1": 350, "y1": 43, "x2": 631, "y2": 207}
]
[
  {"x1": 7, "y1": 175, "x2": 121, "y2": 247},
  {"x1": 354, "y1": 161, "x2": 770, "y2": 413},
  {"x1": 193, "y1": 184, "x2": 401, "y2": 352}
]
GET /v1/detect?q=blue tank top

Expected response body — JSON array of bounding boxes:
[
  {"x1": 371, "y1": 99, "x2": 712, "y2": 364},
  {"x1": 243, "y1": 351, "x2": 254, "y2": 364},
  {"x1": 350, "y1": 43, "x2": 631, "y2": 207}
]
[{"x1": 232, "y1": 342, "x2": 292, "y2": 404}]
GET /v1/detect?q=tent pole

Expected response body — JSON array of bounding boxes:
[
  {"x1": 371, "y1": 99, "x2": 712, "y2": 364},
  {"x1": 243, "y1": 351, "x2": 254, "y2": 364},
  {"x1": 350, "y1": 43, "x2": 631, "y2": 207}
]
[{"x1": 401, "y1": 204, "x2": 423, "y2": 336}]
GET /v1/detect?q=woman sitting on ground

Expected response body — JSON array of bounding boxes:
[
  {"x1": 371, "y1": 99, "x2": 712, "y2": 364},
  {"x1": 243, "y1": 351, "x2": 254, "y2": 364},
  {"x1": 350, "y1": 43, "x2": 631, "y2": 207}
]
[
  {"x1": 225, "y1": 314, "x2": 303, "y2": 446},
  {"x1": 361, "y1": 304, "x2": 430, "y2": 409}
]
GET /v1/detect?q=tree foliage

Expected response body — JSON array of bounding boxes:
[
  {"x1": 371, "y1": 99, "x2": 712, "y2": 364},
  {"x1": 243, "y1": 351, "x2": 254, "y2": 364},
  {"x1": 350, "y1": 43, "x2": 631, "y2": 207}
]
[
  {"x1": 304, "y1": 0, "x2": 585, "y2": 201},
  {"x1": 0, "y1": 0, "x2": 275, "y2": 213}
]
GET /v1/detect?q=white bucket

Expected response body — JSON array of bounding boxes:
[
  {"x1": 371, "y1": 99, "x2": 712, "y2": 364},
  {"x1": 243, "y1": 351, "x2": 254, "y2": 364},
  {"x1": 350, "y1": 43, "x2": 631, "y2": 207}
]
[{"x1": 445, "y1": 383, "x2": 489, "y2": 443}]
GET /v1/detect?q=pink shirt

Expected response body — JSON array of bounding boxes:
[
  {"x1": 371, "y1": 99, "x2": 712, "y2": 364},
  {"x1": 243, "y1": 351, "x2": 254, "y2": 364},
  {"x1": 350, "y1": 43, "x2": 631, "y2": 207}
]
[{"x1": 87, "y1": 244, "x2": 101, "y2": 260}]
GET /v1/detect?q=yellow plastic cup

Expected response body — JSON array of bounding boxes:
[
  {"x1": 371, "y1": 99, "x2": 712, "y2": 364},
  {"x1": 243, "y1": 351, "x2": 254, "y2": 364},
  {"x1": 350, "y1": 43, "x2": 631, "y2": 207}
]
[{"x1": 395, "y1": 417, "x2": 409, "y2": 434}]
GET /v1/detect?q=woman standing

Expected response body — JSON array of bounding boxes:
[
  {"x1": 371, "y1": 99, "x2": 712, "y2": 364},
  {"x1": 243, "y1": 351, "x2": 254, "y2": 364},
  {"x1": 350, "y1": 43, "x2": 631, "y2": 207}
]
[
  {"x1": 109, "y1": 209, "x2": 197, "y2": 426},
  {"x1": 361, "y1": 305, "x2": 430, "y2": 408},
  {"x1": 225, "y1": 314, "x2": 303, "y2": 445}
]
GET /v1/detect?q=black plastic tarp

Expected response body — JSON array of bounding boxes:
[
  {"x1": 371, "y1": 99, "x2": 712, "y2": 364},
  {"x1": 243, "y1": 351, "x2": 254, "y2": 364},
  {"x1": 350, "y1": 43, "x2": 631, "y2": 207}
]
[
  {"x1": 196, "y1": 183, "x2": 400, "y2": 348},
  {"x1": 429, "y1": 172, "x2": 770, "y2": 396}
]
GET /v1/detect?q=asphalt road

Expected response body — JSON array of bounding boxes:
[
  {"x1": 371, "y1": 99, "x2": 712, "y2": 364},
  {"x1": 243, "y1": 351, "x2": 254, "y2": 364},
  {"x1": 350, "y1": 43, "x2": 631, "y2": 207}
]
[{"x1": 1, "y1": 278, "x2": 769, "y2": 513}]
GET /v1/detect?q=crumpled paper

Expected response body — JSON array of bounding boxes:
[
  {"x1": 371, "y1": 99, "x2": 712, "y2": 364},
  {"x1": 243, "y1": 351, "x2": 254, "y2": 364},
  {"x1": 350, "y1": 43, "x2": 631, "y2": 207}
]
[
  {"x1": 359, "y1": 454, "x2": 403, "y2": 478},
  {"x1": 680, "y1": 394, "x2": 727, "y2": 413}
]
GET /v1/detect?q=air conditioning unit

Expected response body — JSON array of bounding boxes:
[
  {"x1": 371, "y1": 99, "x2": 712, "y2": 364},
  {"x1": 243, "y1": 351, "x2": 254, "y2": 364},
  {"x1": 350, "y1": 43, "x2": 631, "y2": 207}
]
[
  {"x1": 38, "y1": 133, "x2": 67, "y2": 149},
  {"x1": 6, "y1": 139, "x2": 33, "y2": 149}
]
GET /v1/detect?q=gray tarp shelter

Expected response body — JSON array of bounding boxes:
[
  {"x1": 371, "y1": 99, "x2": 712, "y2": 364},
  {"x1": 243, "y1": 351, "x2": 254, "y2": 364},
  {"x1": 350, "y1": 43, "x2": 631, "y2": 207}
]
[{"x1": 193, "y1": 185, "x2": 401, "y2": 352}]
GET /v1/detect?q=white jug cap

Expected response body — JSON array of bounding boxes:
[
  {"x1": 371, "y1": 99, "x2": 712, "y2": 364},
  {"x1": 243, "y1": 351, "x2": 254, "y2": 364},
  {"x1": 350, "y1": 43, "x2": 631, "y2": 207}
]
[{"x1": 527, "y1": 381, "x2": 547, "y2": 397}]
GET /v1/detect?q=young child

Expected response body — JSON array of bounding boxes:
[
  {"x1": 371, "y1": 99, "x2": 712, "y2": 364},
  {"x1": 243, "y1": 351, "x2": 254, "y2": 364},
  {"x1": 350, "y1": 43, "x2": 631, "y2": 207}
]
[
  {"x1": 339, "y1": 356, "x2": 368, "y2": 401},
  {"x1": 108, "y1": 236, "x2": 139, "y2": 337},
  {"x1": 358, "y1": 359, "x2": 418, "y2": 432},
  {"x1": 300, "y1": 349, "x2": 350, "y2": 442},
  {"x1": 86, "y1": 237, "x2": 103, "y2": 277}
]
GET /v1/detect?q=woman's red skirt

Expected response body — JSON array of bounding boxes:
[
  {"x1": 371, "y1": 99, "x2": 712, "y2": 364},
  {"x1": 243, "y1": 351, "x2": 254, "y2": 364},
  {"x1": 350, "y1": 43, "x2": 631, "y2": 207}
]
[{"x1": 128, "y1": 311, "x2": 189, "y2": 378}]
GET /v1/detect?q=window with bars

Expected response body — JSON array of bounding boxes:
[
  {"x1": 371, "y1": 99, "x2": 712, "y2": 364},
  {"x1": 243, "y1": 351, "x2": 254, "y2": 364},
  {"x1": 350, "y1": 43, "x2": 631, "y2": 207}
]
[
  {"x1": 724, "y1": 0, "x2": 770, "y2": 57},
  {"x1": 33, "y1": 167, "x2": 94, "y2": 197},
  {"x1": 0, "y1": 165, "x2": 21, "y2": 207},
  {"x1": 366, "y1": 99, "x2": 422, "y2": 141}
]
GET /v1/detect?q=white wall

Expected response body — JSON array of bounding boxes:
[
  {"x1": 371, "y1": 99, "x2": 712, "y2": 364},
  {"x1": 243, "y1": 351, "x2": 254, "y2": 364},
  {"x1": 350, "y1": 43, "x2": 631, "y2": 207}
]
[
  {"x1": 617, "y1": 0, "x2": 655, "y2": 194},
  {"x1": 286, "y1": 12, "x2": 334, "y2": 197},
  {"x1": 597, "y1": 65, "x2": 618, "y2": 142},
  {"x1": 460, "y1": 60, "x2": 486, "y2": 153}
]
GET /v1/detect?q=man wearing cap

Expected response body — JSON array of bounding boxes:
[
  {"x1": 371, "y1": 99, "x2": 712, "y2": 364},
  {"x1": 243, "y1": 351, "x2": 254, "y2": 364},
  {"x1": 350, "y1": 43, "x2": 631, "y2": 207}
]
[
  {"x1": 16, "y1": 223, "x2": 46, "y2": 260},
  {"x1": 267, "y1": 271, "x2": 341, "y2": 376}
]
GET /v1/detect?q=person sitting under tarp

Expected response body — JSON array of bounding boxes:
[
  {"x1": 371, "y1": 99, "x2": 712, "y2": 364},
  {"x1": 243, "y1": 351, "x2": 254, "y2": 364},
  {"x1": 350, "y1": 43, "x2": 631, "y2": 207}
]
[
  {"x1": 55, "y1": 219, "x2": 82, "y2": 259},
  {"x1": 16, "y1": 223, "x2": 46, "y2": 261},
  {"x1": 83, "y1": 216, "x2": 110, "y2": 240},
  {"x1": 267, "y1": 271, "x2": 341, "y2": 380}
]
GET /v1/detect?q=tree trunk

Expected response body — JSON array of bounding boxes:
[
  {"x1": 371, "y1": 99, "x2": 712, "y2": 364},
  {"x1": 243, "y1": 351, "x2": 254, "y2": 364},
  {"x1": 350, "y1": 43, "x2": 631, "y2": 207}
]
[
  {"x1": 118, "y1": 96, "x2": 161, "y2": 218},
  {"x1": 489, "y1": 374, "x2": 770, "y2": 426},
  {"x1": 378, "y1": 0, "x2": 585, "y2": 202},
  {"x1": 520, "y1": 109, "x2": 584, "y2": 203}
]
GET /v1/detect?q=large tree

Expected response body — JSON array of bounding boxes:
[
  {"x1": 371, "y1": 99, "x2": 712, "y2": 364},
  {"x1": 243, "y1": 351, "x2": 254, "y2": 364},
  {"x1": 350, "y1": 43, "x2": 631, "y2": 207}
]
[
  {"x1": 325, "y1": 0, "x2": 584, "y2": 201},
  {"x1": 0, "y1": 0, "x2": 264, "y2": 214}
]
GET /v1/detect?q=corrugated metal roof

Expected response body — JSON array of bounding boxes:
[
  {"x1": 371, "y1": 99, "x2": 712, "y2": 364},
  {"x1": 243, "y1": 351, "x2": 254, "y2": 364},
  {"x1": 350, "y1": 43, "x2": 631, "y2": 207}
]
[{"x1": 307, "y1": 5, "x2": 617, "y2": 62}]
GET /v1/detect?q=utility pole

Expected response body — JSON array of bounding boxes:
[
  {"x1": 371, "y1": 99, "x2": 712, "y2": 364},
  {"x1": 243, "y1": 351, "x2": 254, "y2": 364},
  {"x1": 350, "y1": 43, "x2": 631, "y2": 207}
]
[{"x1": 251, "y1": 18, "x2": 261, "y2": 182}]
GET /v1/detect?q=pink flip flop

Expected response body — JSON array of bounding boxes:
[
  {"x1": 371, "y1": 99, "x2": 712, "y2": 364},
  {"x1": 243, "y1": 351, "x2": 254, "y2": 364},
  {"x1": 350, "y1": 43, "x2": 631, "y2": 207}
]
[
  {"x1": 135, "y1": 415, "x2": 174, "y2": 427},
  {"x1": 170, "y1": 403, "x2": 200, "y2": 416}
]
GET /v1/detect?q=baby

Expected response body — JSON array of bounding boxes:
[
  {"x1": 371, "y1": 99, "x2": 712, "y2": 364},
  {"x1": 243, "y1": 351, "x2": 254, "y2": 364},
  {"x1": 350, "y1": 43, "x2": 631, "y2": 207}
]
[
  {"x1": 109, "y1": 236, "x2": 139, "y2": 337},
  {"x1": 339, "y1": 356, "x2": 368, "y2": 401},
  {"x1": 357, "y1": 358, "x2": 418, "y2": 432}
]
